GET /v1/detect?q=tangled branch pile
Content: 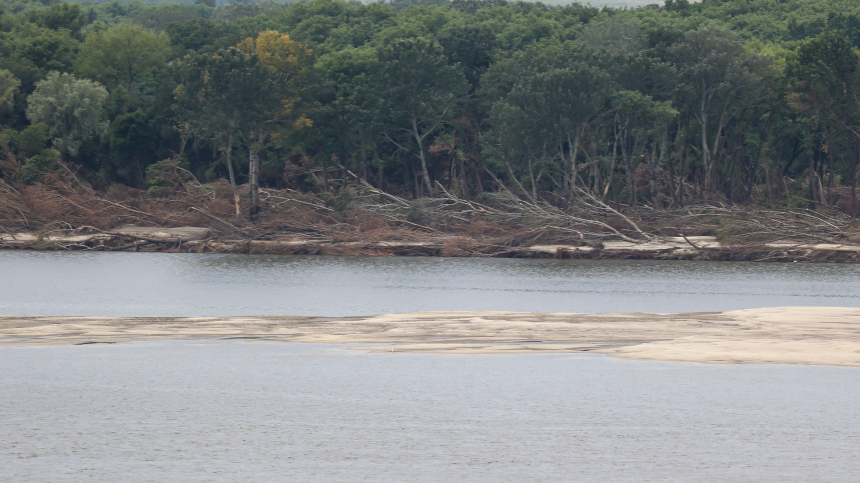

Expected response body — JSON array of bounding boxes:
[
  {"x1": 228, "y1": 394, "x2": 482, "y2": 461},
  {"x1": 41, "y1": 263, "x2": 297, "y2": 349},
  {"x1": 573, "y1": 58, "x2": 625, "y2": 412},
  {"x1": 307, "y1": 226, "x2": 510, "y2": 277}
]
[{"x1": 2, "y1": 166, "x2": 859, "y2": 258}]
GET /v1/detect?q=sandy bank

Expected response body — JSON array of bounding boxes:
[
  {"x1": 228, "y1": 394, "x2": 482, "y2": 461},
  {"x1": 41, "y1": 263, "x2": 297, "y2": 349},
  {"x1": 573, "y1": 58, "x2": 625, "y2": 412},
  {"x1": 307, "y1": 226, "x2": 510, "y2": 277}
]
[
  {"x1": 2, "y1": 307, "x2": 859, "y2": 366},
  {"x1": 5, "y1": 228, "x2": 860, "y2": 262}
]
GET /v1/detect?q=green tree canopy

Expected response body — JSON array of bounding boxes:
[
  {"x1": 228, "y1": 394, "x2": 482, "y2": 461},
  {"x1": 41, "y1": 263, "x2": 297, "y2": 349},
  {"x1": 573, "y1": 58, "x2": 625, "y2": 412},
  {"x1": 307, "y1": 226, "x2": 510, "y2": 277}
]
[
  {"x1": 370, "y1": 37, "x2": 468, "y2": 195},
  {"x1": 174, "y1": 46, "x2": 281, "y2": 216},
  {"x1": 0, "y1": 24, "x2": 79, "y2": 92},
  {"x1": 76, "y1": 23, "x2": 170, "y2": 110},
  {"x1": 26, "y1": 3, "x2": 87, "y2": 39},
  {"x1": 670, "y1": 27, "x2": 765, "y2": 197},
  {"x1": 788, "y1": 31, "x2": 860, "y2": 214},
  {"x1": 488, "y1": 62, "x2": 610, "y2": 197},
  {"x1": 0, "y1": 69, "x2": 21, "y2": 115},
  {"x1": 25, "y1": 71, "x2": 108, "y2": 156}
]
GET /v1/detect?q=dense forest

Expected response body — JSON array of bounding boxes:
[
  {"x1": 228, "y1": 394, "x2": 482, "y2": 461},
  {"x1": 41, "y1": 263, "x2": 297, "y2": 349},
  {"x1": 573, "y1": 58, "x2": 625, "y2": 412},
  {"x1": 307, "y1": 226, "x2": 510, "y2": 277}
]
[{"x1": 4, "y1": 0, "x2": 860, "y2": 229}]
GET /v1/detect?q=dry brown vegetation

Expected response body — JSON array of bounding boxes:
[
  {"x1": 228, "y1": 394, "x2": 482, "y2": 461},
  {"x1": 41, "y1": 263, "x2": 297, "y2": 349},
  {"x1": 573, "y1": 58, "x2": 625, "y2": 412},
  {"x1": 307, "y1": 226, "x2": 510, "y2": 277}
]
[{"x1": 2, "y1": 165, "x2": 860, "y2": 260}]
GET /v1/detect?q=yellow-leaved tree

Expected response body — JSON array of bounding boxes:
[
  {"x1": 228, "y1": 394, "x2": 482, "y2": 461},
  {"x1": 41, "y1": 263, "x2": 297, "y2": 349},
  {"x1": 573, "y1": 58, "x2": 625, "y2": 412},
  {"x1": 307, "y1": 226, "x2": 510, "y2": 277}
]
[{"x1": 238, "y1": 31, "x2": 313, "y2": 217}]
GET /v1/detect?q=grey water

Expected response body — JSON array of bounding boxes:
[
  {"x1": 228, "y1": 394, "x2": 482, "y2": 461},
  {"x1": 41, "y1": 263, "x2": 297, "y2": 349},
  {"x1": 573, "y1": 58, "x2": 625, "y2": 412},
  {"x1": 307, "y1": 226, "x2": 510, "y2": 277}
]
[
  {"x1": 2, "y1": 341, "x2": 859, "y2": 482},
  {"x1": 2, "y1": 251, "x2": 860, "y2": 316},
  {"x1": 3, "y1": 252, "x2": 860, "y2": 481}
]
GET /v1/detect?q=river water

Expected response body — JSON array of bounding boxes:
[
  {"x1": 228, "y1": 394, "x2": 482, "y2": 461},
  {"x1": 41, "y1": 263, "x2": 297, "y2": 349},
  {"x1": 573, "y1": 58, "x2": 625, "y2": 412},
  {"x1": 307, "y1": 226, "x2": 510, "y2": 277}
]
[
  {"x1": 3, "y1": 342, "x2": 859, "y2": 482},
  {"x1": 2, "y1": 251, "x2": 860, "y2": 316},
  {"x1": 2, "y1": 252, "x2": 860, "y2": 481}
]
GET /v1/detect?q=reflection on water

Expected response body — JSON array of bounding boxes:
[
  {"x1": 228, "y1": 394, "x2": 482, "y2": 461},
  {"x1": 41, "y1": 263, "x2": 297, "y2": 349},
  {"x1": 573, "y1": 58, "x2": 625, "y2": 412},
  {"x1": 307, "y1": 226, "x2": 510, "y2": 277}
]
[
  {"x1": 2, "y1": 251, "x2": 860, "y2": 316},
  {"x1": 2, "y1": 341, "x2": 858, "y2": 482}
]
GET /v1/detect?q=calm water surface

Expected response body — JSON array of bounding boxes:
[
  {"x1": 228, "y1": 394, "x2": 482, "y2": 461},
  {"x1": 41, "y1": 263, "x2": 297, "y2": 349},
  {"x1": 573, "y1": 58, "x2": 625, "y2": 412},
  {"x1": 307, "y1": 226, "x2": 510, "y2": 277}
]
[
  {"x1": 2, "y1": 251, "x2": 860, "y2": 316},
  {"x1": 2, "y1": 341, "x2": 859, "y2": 482},
  {"x1": 3, "y1": 252, "x2": 860, "y2": 481}
]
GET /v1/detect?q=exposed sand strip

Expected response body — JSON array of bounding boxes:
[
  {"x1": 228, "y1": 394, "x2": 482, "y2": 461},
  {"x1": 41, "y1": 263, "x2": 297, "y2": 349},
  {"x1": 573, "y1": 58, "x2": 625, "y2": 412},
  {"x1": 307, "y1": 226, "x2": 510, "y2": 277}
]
[
  {"x1": 1, "y1": 307, "x2": 859, "y2": 366},
  {"x1": 6, "y1": 231, "x2": 860, "y2": 262}
]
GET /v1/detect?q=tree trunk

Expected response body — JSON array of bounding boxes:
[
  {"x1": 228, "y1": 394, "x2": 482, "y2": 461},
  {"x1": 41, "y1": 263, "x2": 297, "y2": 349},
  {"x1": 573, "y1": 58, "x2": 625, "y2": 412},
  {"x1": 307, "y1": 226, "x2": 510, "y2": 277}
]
[
  {"x1": 852, "y1": 179, "x2": 857, "y2": 218},
  {"x1": 631, "y1": 140, "x2": 641, "y2": 214},
  {"x1": 373, "y1": 144, "x2": 383, "y2": 189},
  {"x1": 401, "y1": 154, "x2": 412, "y2": 196},
  {"x1": 699, "y1": 106, "x2": 711, "y2": 199},
  {"x1": 808, "y1": 149, "x2": 816, "y2": 209},
  {"x1": 667, "y1": 120, "x2": 680, "y2": 206},
  {"x1": 528, "y1": 157, "x2": 538, "y2": 201},
  {"x1": 625, "y1": 133, "x2": 640, "y2": 207},
  {"x1": 413, "y1": 161, "x2": 421, "y2": 198},
  {"x1": 319, "y1": 146, "x2": 329, "y2": 192},
  {"x1": 224, "y1": 126, "x2": 241, "y2": 218},
  {"x1": 248, "y1": 130, "x2": 266, "y2": 219},
  {"x1": 765, "y1": 160, "x2": 774, "y2": 208},
  {"x1": 728, "y1": 144, "x2": 739, "y2": 203},
  {"x1": 852, "y1": 140, "x2": 858, "y2": 218},
  {"x1": 359, "y1": 146, "x2": 367, "y2": 182},
  {"x1": 411, "y1": 117, "x2": 434, "y2": 196},
  {"x1": 746, "y1": 112, "x2": 773, "y2": 202},
  {"x1": 458, "y1": 152, "x2": 469, "y2": 200},
  {"x1": 504, "y1": 157, "x2": 537, "y2": 205},
  {"x1": 678, "y1": 116, "x2": 692, "y2": 206},
  {"x1": 567, "y1": 127, "x2": 583, "y2": 198},
  {"x1": 342, "y1": 145, "x2": 351, "y2": 187},
  {"x1": 603, "y1": 115, "x2": 620, "y2": 201},
  {"x1": 473, "y1": 161, "x2": 484, "y2": 194},
  {"x1": 648, "y1": 126, "x2": 664, "y2": 206},
  {"x1": 828, "y1": 145, "x2": 835, "y2": 204}
]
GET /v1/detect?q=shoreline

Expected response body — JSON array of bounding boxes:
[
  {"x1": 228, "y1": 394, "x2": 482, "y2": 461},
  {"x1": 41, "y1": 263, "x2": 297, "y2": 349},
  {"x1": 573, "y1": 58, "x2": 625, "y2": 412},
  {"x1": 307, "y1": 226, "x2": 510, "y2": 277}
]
[
  {"x1": 4, "y1": 228, "x2": 860, "y2": 262},
  {"x1": 3, "y1": 307, "x2": 860, "y2": 366}
]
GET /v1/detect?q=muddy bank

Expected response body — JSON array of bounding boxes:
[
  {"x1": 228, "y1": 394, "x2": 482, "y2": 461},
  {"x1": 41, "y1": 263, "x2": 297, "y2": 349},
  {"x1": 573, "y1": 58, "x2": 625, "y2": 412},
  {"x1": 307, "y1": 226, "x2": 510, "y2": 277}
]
[
  {"x1": 2, "y1": 307, "x2": 860, "y2": 366},
  {"x1": 4, "y1": 227, "x2": 860, "y2": 262},
  {"x1": 5, "y1": 175, "x2": 860, "y2": 262}
]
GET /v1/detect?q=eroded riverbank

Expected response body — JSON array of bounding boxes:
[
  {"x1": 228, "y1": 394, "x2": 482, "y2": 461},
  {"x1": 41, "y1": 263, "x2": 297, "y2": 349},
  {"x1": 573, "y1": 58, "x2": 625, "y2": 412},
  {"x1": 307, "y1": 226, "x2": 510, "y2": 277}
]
[
  {"x1": 3, "y1": 307, "x2": 859, "y2": 366},
  {"x1": 5, "y1": 227, "x2": 860, "y2": 262},
  {"x1": 4, "y1": 177, "x2": 860, "y2": 263}
]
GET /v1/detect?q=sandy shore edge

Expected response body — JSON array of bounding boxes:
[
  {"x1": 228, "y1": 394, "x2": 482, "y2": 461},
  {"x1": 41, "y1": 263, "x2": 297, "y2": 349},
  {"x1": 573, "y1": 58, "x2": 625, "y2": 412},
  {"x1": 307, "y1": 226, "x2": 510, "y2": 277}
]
[
  {"x1": 6, "y1": 230, "x2": 860, "y2": 263},
  {"x1": 2, "y1": 307, "x2": 860, "y2": 366}
]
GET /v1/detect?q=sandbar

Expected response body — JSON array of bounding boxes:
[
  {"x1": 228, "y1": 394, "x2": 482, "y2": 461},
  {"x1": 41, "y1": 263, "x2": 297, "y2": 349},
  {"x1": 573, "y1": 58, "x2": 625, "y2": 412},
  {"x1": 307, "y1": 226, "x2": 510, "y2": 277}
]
[{"x1": 1, "y1": 307, "x2": 859, "y2": 366}]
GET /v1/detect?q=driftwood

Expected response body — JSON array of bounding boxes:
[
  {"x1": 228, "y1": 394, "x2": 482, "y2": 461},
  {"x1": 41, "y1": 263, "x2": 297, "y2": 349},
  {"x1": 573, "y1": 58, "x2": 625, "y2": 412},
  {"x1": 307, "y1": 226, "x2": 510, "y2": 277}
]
[{"x1": 1, "y1": 169, "x2": 860, "y2": 260}]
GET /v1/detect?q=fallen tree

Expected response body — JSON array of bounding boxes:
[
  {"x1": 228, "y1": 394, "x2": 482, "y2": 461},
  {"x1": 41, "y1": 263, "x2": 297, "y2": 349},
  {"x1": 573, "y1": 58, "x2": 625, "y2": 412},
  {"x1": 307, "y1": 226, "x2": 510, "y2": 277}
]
[{"x1": 2, "y1": 169, "x2": 860, "y2": 261}]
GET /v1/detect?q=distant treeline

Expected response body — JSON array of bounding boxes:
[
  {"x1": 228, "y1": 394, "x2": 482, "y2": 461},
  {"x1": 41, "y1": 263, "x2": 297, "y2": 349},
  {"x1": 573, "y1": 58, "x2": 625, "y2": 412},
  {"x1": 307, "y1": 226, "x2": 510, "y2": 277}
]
[{"x1": 4, "y1": 0, "x2": 860, "y2": 218}]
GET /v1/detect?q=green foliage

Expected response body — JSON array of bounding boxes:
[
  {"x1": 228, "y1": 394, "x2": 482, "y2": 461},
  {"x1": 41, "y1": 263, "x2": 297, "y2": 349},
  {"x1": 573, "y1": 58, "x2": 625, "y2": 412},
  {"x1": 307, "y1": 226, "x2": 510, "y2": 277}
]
[
  {"x1": 26, "y1": 3, "x2": 87, "y2": 38},
  {"x1": 373, "y1": 37, "x2": 467, "y2": 127},
  {"x1": 107, "y1": 108, "x2": 158, "y2": 185},
  {"x1": 438, "y1": 24, "x2": 497, "y2": 89},
  {"x1": 14, "y1": 122, "x2": 50, "y2": 157},
  {"x1": 174, "y1": 46, "x2": 279, "y2": 147},
  {"x1": 3, "y1": 0, "x2": 860, "y2": 216},
  {"x1": 788, "y1": 31, "x2": 860, "y2": 128},
  {"x1": 166, "y1": 18, "x2": 220, "y2": 52},
  {"x1": 0, "y1": 24, "x2": 79, "y2": 92},
  {"x1": 132, "y1": 3, "x2": 210, "y2": 32},
  {"x1": 388, "y1": 0, "x2": 452, "y2": 11},
  {"x1": 579, "y1": 17, "x2": 645, "y2": 55},
  {"x1": 76, "y1": 23, "x2": 171, "y2": 100},
  {"x1": 370, "y1": 37, "x2": 468, "y2": 193},
  {"x1": 16, "y1": 147, "x2": 60, "y2": 184},
  {"x1": 145, "y1": 156, "x2": 189, "y2": 197},
  {"x1": 25, "y1": 71, "x2": 109, "y2": 156},
  {"x1": 489, "y1": 61, "x2": 610, "y2": 156},
  {"x1": 109, "y1": 109, "x2": 155, "y2": 161},
  {"x1": 0, "y1": 69, "x2": 21, "y2": 115}
]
